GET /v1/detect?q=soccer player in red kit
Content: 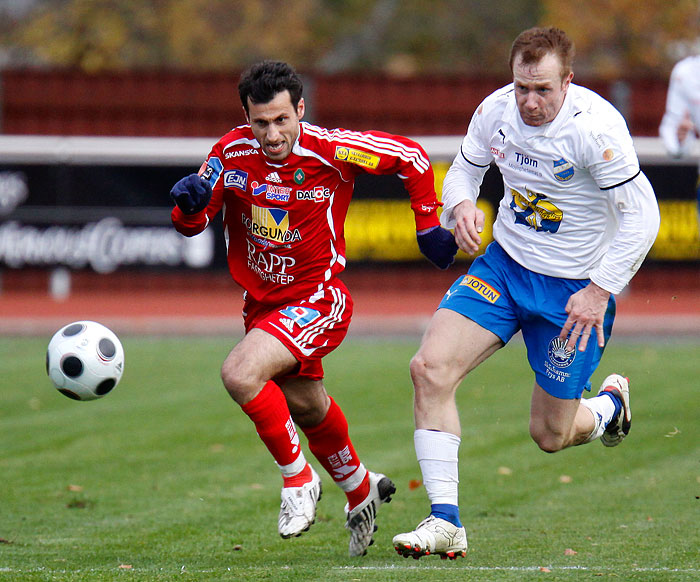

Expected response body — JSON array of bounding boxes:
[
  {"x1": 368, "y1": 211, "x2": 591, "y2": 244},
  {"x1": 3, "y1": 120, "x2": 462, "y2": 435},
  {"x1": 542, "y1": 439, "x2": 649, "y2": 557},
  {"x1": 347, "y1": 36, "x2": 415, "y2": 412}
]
[{"x1": 169, "y1": 61, "x2": 457, "y2": 556}]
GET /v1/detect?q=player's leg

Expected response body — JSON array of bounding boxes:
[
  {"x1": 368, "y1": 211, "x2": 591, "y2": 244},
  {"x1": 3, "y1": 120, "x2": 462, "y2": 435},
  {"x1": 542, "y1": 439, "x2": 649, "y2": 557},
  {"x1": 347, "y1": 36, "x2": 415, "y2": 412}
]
[
  {"x1": 529, "y1": 374, "x2": 629, "y2": 451},
  {"x1": 220, "y1": 328, "x2": 322, "y2": 538},
  {"x1": 395, "y1": 245, "x2": 518, "y2": 560},
  {"x1": 529, "y1": 383, "x2": 595, "y2": 451},
  {"x1": 282, "y1": 377, "x2": 396, "y2": 556},
  {"x1": 523, "y1": 275, "x2": 625, "y2": 451},
  {"x1": 393, "y1": 308, "x2": 503, "y2": 560}
]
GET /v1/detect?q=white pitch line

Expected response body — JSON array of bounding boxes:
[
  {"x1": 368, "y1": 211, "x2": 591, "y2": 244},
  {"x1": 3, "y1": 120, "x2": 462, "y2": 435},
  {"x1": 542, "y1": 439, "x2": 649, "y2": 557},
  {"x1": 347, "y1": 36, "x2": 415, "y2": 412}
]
[{"x1": 333, "y1": 565, "x2": 700, "y2": 573}]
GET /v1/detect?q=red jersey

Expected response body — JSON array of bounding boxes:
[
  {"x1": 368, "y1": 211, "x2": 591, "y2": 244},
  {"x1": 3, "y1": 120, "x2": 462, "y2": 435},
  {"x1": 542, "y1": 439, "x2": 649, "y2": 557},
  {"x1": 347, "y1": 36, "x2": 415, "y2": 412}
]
[{"x1": 171, "y1": 121, "x2": 441, "y2": 305}]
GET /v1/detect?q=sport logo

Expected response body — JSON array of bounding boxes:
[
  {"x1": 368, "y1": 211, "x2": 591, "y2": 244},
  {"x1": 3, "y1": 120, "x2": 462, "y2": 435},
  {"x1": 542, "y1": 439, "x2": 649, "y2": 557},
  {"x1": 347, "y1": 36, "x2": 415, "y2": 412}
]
[
  {"x1": 251, "y1": 181, "x2": 291, "y2": 202},
  {"x1": 279, "y1": 305, "x2": 321, "y2": 328},
  {"x1": 224, "y1": 169, "x2": 248, "y2": 190},
  {"x1": 553, "y1": 158, "x2": 574, "y2": 182},
  {"x1": 459, "y1": 275, "x2": 500, "y2": 303},
  {"x1": 547, "y1": 337, "x2": 576, "y2": 368},
  {"x1": 244, "y1": 205, "x2": 302, "y2": 245}
]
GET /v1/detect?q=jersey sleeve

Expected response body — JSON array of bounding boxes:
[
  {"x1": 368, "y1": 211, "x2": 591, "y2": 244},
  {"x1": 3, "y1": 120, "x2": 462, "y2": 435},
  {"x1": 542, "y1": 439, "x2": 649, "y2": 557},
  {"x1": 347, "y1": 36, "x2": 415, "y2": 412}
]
[
  {"x1": 589, "y1": 172, "x2": 660, "y2": 294},
  {"x1": 325, "y1": 128, "x2": 441, "y2": 230},
  {"x1": 581, "y1": 110, "x2": 640, "y2": 191},
  {"x1": 171, "y1": 146, "x2": 226, "y2": 237},
  {"x1": 440, "y1": 100, "x2": 493, "y2": 228}
]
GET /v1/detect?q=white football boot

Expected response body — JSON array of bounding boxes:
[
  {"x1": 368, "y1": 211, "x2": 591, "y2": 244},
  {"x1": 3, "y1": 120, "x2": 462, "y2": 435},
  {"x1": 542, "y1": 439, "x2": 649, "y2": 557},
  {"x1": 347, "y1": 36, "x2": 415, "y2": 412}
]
[
  {"x1": 393, "y1": 515, "x2": 468, "y2": 560},
  {"x1": 278, "y1": 466, "x2": 322, "y2": 538},
  {"x1": 345, "y1": 471, "x2": 396, "y2": 556},
  {"x1": 598, "y1": 374, "x2": 631, "y2": 447}
]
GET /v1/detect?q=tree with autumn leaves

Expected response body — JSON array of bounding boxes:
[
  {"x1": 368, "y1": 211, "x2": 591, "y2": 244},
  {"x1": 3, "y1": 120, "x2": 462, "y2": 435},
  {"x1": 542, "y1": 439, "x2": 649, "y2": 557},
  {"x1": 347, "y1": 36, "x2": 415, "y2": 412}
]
[{"x1": 0, "y1": 0, "x2": 698, "y2": 76}]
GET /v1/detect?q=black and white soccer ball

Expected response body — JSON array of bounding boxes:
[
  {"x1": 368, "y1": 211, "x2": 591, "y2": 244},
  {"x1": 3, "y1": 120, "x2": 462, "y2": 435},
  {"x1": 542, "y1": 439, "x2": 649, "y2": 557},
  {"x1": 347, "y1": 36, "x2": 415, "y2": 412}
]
[{"x1": 46, "y1": 321, "x2": 125, "y2": 401}]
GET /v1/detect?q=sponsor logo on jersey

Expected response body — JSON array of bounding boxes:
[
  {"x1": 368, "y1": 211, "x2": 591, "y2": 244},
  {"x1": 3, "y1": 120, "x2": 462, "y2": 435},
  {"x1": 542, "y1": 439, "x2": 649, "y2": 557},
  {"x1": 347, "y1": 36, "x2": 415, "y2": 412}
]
[
  {"x1": 225, "y1": 148, "x2": 258, "y2": 159},
  {"x1": 491, "y1": 146, "x2": 505, "y2": 159},
  {"x1": 547, "y1": 337, "x2": 576, "y2": 369},
  {"x1": 553, "y1": 158, "x2": 574, "y2": 182},
  {"x1": 246, "y1": 240, "x2": 295, "y2": 284},
  {"x1": 223, "y1": 169, "x2": 248, "y2": 190},
  {"x1": 509, "y1": 187, "x2": 563, "y2": 233},
  {"x1": 250, "y1": 181, "x2": 291, "y2": 202},
  {"x1": 265, "y1": 171, "x2": 282, "y2": 183},
  {"x1": 251, "y1": 181, "x2": 267, "y2": 197},
  {"x1": 334, "y1": 146, "x2": 380, "y2": 169},
  {"x1": 278, "y1": 305, "x2": 321, "y2": 328},
  {"x1": 199, "y1": 156, "x2": 223, "y2": 186},
  {"x1": 297, "y1": 186, "x2": 331, "y2": 203},
  {"x1": 243, "y1": 205, "x2": 302, "y2": 245},
  {"x1": 603, "y1": 148, "x2": 615, "y2": 161},
  {"x1": 294, "y1": 168, "x2": 305, "y2": 185},
  {"x1": 459, "y1": 275, "x2": 501, "y2": 303}
]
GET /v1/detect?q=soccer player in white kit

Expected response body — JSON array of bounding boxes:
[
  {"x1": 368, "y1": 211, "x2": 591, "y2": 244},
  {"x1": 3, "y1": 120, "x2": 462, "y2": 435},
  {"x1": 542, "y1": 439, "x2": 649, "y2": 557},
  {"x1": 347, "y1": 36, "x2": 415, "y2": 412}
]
[
  {"x1": 659, "y1": 54, "x2": 700, "y2": 215},
  {"x1": 393, "y1": 27, "x2": 660, "y2": 560}
]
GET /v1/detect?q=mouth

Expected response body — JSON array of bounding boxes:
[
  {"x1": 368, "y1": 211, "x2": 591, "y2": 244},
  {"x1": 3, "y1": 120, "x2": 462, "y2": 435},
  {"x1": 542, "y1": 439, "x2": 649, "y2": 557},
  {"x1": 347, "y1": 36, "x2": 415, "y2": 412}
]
[{"x1": 265, "y1": 142, "x2": 287, "y2": 156}]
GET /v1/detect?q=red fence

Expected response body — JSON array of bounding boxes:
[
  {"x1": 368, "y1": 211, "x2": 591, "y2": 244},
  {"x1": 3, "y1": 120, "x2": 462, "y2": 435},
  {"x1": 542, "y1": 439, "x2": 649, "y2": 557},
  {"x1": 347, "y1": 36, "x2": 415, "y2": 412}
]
[{"x1": 0, "y1": 69, "x2": 670, "y2": 137}]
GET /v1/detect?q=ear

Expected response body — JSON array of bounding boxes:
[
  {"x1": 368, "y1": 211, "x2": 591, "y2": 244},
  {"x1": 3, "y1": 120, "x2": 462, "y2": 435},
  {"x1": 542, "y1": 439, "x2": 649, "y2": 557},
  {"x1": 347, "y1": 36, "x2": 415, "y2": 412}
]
[
  {"x1": 242, "y1": 106, "x2": 250, "y2": 123},
  {"x1": 297, "y1": 97, "x2": 305, "y2": 121},
  {"x1": 562, "y1": 71, "x2": 574, "y2": 91}
]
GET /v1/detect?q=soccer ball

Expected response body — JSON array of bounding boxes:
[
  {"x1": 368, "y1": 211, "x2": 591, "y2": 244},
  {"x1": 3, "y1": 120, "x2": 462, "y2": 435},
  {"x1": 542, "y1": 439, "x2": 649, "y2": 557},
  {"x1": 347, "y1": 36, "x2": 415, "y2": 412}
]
[{"x1": 46, "y1": 321, "x2": 125, "y2": 401}]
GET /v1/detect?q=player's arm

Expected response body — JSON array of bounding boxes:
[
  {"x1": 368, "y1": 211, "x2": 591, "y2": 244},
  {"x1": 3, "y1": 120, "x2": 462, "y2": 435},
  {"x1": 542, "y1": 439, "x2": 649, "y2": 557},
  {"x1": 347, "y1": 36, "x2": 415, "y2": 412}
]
[
  {"x1": 560, "y1": 173, "x2": 660, "y2": 352},
  {"x1": 659, "y1": 65, "x2": 694, "y2": 157},
  {"x1": 336, "y1": 129, "x2": 457, "y2": 269},
  {"x1": 170, "y1": 155, "x2": 224, "y2": 237},
  {"x1": 440, "y1": 102, "x2": 492, "y2": 254},
  {"x1": 441, "y1": 150, "x2": 488, "y2": 255}
]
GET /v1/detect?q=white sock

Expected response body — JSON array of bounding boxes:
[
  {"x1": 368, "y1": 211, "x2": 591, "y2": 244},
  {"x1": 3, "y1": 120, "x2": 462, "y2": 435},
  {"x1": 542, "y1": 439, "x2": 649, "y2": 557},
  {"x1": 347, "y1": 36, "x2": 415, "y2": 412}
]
[
  {"x1": 414, "y1": 429, "x2": 461, "y2": 505},
  {"x1": 580, "y1": 394, "x2": 617, "y2": 443}
]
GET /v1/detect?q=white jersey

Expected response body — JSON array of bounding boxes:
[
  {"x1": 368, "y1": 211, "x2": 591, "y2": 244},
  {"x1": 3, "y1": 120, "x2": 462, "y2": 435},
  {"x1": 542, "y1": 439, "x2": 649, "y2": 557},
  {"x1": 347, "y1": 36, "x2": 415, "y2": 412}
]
[
  {"x1": 441, "y1": 83, "x2": 660, "y2": 294},
  {"x1": 659, "y1": 55, "x2": 700, "y2": 164}
]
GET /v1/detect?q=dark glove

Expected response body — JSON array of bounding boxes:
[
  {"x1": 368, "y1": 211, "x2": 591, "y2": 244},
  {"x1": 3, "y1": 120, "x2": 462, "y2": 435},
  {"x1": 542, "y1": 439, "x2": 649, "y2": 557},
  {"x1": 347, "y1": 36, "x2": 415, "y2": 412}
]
[
  {"x1": 417, "y1": 226, "x2": 458, "y2": 270},
  {"x1": 170, "y1": 174, "x2": 213, "y2": 215}
]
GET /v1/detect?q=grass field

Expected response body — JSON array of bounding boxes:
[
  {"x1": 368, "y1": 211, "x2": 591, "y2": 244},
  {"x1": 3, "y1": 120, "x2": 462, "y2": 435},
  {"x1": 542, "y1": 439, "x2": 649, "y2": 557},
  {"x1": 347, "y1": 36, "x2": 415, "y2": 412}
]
[{"x1": 1, "y1": 334, "x2": 698, "y2": 581}]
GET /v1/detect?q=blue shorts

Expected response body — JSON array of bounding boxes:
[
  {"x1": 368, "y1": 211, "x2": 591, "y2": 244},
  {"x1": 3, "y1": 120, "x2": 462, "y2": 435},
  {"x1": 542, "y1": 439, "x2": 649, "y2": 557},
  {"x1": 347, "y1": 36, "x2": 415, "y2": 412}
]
[{"x1": 439, "y1": 242, "x2": 616, "y2": 399}]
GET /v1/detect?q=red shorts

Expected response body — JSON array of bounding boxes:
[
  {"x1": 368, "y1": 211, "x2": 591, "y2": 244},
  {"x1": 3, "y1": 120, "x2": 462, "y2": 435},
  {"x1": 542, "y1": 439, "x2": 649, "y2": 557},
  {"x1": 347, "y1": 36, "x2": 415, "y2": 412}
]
[{"x1": 242, "y1": 278, "x2": 354, "y2": 381}]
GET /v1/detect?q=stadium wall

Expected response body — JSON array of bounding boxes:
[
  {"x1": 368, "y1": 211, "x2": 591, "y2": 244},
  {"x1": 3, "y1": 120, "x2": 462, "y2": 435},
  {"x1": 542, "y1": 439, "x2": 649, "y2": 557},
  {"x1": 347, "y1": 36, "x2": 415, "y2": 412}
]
[{"x1": 0, "y1": 69, "x2": 670, "y2": 137}]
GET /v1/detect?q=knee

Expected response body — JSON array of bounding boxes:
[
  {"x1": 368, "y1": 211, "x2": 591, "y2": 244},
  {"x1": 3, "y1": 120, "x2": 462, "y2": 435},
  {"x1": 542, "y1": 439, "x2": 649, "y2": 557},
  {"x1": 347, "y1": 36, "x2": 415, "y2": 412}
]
[
  {"x1": 220, "y1": 357, "x2": 259, "y2": 404},
  {"x1": 529, "y1": 422, "x2": 566, "y2": 453},
  {"x1": 409, "y1": 351, "x2": 454, "y2": 400}
]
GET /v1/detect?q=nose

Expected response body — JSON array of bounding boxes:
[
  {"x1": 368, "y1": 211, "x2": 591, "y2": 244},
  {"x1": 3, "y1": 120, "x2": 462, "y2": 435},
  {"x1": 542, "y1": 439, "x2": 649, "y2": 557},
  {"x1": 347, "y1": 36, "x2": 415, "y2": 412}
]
[
  {"x1": 525, "y1": 91, "x2": 539, "y2": 110},
  {"x1": 266, "y1": 124, "x2": 281, "y2": 141}
]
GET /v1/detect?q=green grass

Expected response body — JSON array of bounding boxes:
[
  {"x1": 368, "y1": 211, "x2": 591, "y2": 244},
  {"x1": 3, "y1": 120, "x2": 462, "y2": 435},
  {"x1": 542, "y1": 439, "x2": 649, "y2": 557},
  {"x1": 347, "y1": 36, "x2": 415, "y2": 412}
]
[{"x1": 1, "y1": 335, "x2": 698, "y2": 581}]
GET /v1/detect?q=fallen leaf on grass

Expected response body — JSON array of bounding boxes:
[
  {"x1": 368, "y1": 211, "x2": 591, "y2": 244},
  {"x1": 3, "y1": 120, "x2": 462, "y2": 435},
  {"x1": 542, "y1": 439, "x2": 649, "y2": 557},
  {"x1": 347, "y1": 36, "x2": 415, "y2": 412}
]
[
  {"x1": 497, "y1": 466, "x2": 513, "y2": 476},
  {"x1": 564, "y1": 548, "x2": 577, "y2": 555},
  {"x1": 559, "y1": 475, "x2": 572, "y2": 484},
  {"x1": 664, "y1": 427, "x2": 680, "y2": 438},
  {"x1": 67, "y1": 484, "x2": 83, "y2": 492},
  {"x1": 539, "y1": 566, "x2": 551, "y2": 572},
  {"x1": 118, "y1": 564, "x2": 132, "y2": 569},
  {"x1": 408, "y1": 479, "x2": 422, "y2": 490},
  {"x1": 0, "y1": 538, "x2": 12, "y2": 544}
]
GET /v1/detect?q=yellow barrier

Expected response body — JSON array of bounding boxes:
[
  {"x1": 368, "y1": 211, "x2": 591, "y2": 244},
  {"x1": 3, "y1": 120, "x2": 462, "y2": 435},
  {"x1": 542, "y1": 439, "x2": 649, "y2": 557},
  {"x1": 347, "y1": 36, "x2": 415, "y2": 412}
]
[{"x1": 345, "y1": 196, "x2": 699, "y2": 262}]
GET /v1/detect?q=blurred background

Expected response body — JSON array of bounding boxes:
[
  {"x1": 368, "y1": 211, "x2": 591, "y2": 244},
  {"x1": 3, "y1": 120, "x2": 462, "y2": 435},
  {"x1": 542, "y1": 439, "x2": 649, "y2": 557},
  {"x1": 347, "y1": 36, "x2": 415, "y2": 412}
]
[{"x1": 0, "y1": 0, "x2": 698, "y2": 337}]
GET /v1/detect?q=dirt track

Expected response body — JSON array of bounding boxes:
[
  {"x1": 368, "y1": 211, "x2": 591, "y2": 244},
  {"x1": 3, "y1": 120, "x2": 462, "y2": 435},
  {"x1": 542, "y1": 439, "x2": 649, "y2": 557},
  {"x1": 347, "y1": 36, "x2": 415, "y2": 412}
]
[{"x1": 1, "y1": 265, "x2": 698, "y2": 338}]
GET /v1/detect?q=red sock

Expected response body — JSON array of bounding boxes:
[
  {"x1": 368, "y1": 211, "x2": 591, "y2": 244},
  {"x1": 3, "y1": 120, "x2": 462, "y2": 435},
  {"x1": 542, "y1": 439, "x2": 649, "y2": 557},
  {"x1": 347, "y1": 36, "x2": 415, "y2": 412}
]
[
  {"x1": 241, "y1": 381, "x2": 306, "y2": 477},
  {"x1": 301, "y1": 397, "x2": 369, "y2": 508}
]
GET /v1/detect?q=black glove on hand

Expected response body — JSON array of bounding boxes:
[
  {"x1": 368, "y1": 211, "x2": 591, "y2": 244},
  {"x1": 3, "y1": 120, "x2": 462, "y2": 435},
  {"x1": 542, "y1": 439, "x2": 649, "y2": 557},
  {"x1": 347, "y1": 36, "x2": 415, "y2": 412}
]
[
  {"x1": 417, "y1": 226, "x2": 459, "y2": 270},
  {"x1": 170, "y1": 174, "x2": 213, "y2": 215}
]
